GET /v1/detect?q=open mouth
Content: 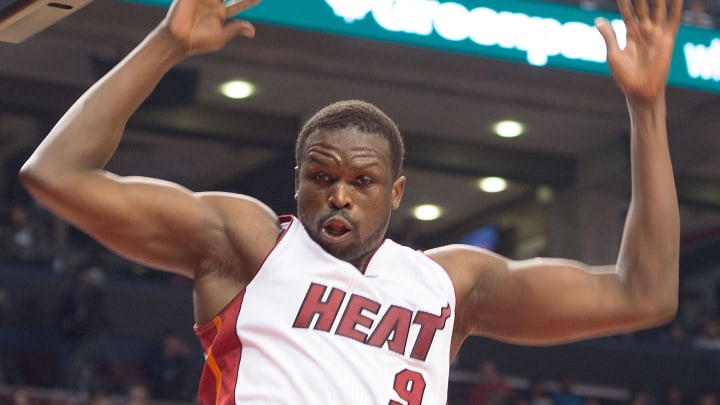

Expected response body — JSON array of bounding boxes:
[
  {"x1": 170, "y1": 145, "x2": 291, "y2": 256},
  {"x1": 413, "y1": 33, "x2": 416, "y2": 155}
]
[{"x1": 321, "y1": 218, "x2": 352, "y2": 241}]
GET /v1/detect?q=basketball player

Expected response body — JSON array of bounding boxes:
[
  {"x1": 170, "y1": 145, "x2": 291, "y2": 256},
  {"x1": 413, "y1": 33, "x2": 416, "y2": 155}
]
[{"x1": 19, "y1": 0, "x2": 683, "y2": 403}]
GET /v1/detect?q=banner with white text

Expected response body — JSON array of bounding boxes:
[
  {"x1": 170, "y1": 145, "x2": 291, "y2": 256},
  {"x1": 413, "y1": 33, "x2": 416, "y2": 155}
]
[{"x1": 129, "y1": 0, "x2": 720, "y2": 93}]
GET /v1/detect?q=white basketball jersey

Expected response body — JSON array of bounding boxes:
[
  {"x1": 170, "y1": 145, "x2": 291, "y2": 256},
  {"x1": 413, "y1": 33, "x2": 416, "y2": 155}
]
[{"x1": 195, "y1": 216, "x2": 456, "y2": 405}]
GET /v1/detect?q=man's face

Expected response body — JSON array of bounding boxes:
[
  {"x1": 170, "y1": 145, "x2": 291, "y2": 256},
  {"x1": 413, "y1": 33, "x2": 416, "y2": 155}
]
[{"x1": 295, "y1": 127, "x2": 405, "y2": 271}]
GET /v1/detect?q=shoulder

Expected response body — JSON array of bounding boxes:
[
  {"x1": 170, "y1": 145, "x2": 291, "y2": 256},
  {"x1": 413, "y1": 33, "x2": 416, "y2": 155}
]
[
  {"x1": 194, "y1": 191, "x2": 281, "y2": 274},
  {"x1": 197, "y1": 192, "x2": 278, "y2": 220},
  {"x1": 197, "y1": 191, "x2": 280, "y2": 231},
  {"x1": 425, "y1": 245, "x2": 511, "y2": 316},
  {"x1": 425, "y1": 244, "x2": 508, "y2": 278}
]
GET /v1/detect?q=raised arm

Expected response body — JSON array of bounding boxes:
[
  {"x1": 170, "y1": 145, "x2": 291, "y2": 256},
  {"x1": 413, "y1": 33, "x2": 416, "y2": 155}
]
[
  {"x1": 431, "y1": 0, "x2": 682, "y2": 348},
  {"x1": 19, "y1": 0, "x2": 280, "y2": 310}
]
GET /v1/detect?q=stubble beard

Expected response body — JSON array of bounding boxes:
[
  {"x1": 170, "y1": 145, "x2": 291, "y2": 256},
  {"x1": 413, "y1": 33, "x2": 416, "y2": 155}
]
[{"x1": 300, "y1": 208, "x2": 392, "y2": 269}]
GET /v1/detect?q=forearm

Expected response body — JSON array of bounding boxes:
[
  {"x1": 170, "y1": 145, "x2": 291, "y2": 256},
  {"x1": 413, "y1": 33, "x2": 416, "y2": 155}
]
[
  {"x1": 617, "y1": 95, "x2": 680, "y2": 319},
  {"x1": 20, "y1": 26, "x2": 187, "y2": 181}
]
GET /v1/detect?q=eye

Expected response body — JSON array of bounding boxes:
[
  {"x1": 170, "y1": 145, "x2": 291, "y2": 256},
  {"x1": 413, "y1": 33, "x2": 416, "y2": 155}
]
[
  {"x1": 356, "y1": 175, "x2": 373, "y2": 186},
  {"x1": 312, "y1": 173, "x2": 330, "y2": 183}
]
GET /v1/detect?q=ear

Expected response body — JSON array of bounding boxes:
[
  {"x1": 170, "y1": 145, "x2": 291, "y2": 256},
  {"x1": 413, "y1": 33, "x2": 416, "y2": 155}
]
[
  {"x1": 391, "y1": 176, "x2": 406, "y2": 210},
  {"x1": 294, "y1": 166, "x2": 300, "y2": 200}
]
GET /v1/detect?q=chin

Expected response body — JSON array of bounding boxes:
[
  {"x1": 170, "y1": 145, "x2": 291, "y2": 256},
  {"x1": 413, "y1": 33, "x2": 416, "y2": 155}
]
[{"x1": 320, "y1": 242, "x2": 357, "y2": 263}]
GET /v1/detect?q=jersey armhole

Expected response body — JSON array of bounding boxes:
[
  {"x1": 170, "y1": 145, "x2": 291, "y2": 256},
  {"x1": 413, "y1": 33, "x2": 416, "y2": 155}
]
[{"x1": 194, "y1": 215, "x2": 295, "y2": 333}]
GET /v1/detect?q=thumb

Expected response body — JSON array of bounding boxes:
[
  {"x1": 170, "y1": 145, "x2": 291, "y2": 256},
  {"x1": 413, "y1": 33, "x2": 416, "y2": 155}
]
[
  {"x1": 595, "y1": 17, "x2": 620, "y2": 55},
  {"x1": 224, "y1": 19, "x2": 256, "y2": 42}
]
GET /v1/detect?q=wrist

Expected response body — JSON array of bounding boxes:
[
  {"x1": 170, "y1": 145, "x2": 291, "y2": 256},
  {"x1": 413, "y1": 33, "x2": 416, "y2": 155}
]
[
  {"x1": 141, "y1": 25, "x2": 192, "y2": 69},
  {"x1": 627, "y1": 89, "x2": 666, "y2": 113},
  {"x1": 627, "y1": 94, "x2": 667, "y2": 136}
]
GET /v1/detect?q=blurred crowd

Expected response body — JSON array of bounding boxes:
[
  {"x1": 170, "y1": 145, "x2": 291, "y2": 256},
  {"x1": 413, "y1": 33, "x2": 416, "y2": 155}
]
[
  {"x1": 461, "y1": 359, "x2": 718, "y2": 405},
  {"x1": 0, "y1": 203, "x2": 201, "y2": 404}
]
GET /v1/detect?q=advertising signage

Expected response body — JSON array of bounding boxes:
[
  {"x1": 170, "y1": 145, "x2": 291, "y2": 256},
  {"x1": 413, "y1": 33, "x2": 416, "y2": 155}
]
[{"x1": 131, "y1": 0, "x2": 720, "y2": 93}]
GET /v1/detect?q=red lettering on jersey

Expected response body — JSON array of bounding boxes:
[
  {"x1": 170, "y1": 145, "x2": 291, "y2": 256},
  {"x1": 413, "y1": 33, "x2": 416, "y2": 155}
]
[
  {"x1": 336, "y1": 295, "x2": 381, "y2": 343},
  {"x1": 293, "y1": 282, "x2": 451, "y2": 361},
  {"x1": 410, "y1": 304, "x2": 451, "y2": 361},
  {"x1": 366, "y1": 305, "x2": 412, "y2": 355},
  {"x1": 292, "y1": 282, "x2": 346, "y2": 331}
]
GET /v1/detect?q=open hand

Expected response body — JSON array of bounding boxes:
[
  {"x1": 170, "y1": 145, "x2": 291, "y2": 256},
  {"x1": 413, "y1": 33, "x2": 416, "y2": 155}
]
[
  {"x1": 595, "y1": 0, "x2": 683, "y2": 105},
  {"x1": 161, "y1": 0, "x2": 261, "y2": 56}
]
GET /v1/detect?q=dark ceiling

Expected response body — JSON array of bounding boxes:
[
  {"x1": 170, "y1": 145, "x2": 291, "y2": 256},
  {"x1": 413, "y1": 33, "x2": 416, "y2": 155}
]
[{"x1": 0, "y1": 0, "x2": 719, "y2": 260}]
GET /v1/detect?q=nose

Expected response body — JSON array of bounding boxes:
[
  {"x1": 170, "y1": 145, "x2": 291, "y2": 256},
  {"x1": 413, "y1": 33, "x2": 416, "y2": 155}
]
[{"x1": 328, "y1": 182, "x2": 352, "y2": 209}]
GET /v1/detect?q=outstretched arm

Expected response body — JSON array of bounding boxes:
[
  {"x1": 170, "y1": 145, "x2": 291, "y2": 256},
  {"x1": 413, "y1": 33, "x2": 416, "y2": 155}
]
[
  {"x1": 19, "y1": 0, "x2": 279, "y2": 284},
  {"x1": 433, "y1": 0, "x2": 681, "y2": 348}
]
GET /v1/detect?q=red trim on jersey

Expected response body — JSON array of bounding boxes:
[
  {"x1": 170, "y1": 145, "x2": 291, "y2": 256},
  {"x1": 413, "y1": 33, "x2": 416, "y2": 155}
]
[
  {"x1": 192, "y1": 216, "x2": 295, "y2": 404},
  {"x1": 195, "y1": 291, "x2": 245, "y2": 405}
]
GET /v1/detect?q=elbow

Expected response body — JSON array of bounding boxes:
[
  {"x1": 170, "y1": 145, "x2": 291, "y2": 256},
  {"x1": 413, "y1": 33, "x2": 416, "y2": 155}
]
[
  {"x1": 642, "y1": 291, "x2": 679, "y2": 328},
  {"x1": 18, "y1": 159, "x2": 45, "y2": 195},
  {"x1": 658, "y1": 295, "x2": 679, "y2": 324},
  {"x1": 651, "y1": 302, "x2": 678, "y2": 328},
  {"x1": 18, "y1": 160, "x2": 38, "y2": 190},
  {"x1": 625, "y1": 260, "x2": 680, "y2": 328},
  {"x1": 18, "y1": 157, "x2": 62, "y2": 200},
  {"x1": 655, "y1": 267, "x2": 681, "y2": 324}
]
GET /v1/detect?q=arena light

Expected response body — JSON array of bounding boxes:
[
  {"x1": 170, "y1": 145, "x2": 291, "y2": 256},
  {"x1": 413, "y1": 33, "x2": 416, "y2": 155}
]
[
  {"x1": 535, "y1": 185, "x2": 554, "y2": 204},
  {"x1": 493, "y1": 120, "x2": 525, "y2": 138},
  {"x1": 412, "y1": 204, "x2": 443, "y2": 221},
  {"x1": 219, "y1": 80, "x2": 256, "y2": 99},
  {"x1": 477, "y1": 177, "x2": 508, "y2": 193}
]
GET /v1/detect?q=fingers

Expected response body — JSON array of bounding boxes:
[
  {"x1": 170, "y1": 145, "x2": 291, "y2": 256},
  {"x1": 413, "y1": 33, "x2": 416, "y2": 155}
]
[
  {"x1": 224, "y1": 0, "x2": 261, "y2": 17},
  {"x1": 617, "y1": 0, "x2": 637, "y2": 26},
  {"x1": 595, "y1": 17, "x2": 620, "y2": 54},
  {"x1": 669, "y1": 0, "x2": 684, "y2": 31},
  {"x1": 617, "y1": 0, "x2": 684, "y2": 27},
  {"x1": 650, "y1": 0, "x2": 685, "y2": 26},
  {"x1": 225, "y1": 19, "x2": 256, "y2": 40},
  {"x1": 653, "y1": 0, "x2": 668, "y2": 22},
  {"x1": 223, "y1": 0, "x2": 260, "y2": 41},
  {"x1": 634, "y1": 0, "x2": 650, "y2": 21}
]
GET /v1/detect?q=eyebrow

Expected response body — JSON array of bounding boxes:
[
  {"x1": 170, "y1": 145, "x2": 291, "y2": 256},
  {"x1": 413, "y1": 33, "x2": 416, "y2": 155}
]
[{"x1": 305, "y1": 146, "x2": 384, "y2": 161}]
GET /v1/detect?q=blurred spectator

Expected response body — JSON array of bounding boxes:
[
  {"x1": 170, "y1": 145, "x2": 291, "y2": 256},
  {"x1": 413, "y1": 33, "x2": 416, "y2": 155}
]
[
  {"x1": 143, "y1": 329, "x2": 200, "y2": 402},
  {"x1": 657, "y1": 321, "x2": 688, "y2": 346},
  {"x1": 58, "y1": 266, "x2": 108, "y2": 339},
  {"x1": 127, "y1": 382, "x2": 150, "y2": 405},
  {"x1": 0, "y1": 284, "x2": 15, "y2": 325},
  {"x1": 659, "y1": 386, "x2": 685, "y2": 405},
  {"x1": 551, "y1": 374, "x2": 586, "y2": 405},
  {"x1": 0, "y1": 350, "x2": 25, "y2": 385},
  {"x1": 11, "y1": 388, "x2": 30, "y2": 405},
  {"x1": 527, "y1": 378, "x2": 554, "y2": 405},
  {"x1": 511, "y1": 392, "x2": 531, "y2": 405},
  {"x1": 697, "y1": 392, "x2": 717, "y2": 405},
  {"x1": 468, "y1": 359, "x2": 513, "y2": 405},
  {"x1": 56, "y1": 266, "x2": 110, "y2": 392},
  {"x1": 0, "y1": 205, "x2": 51, "y2": 263},
  {"x1": 88, "y1": 387, "x2": 112, "y2": 405},
  {"x1": 692, "y1": 318, "x2": 720, "y2": 350},
  {"x1": 0, "y1": 285, "x2": 25, "y2": 385},
  {"x1": 683, "y1": 0, "x2": 716, "y2": 28},
  {"x1": 626, "y1": 388, "x2": 654, "y2": 405},
  {"x1": 688, "y1": 301, "x2": 716, "y2": 338}
]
